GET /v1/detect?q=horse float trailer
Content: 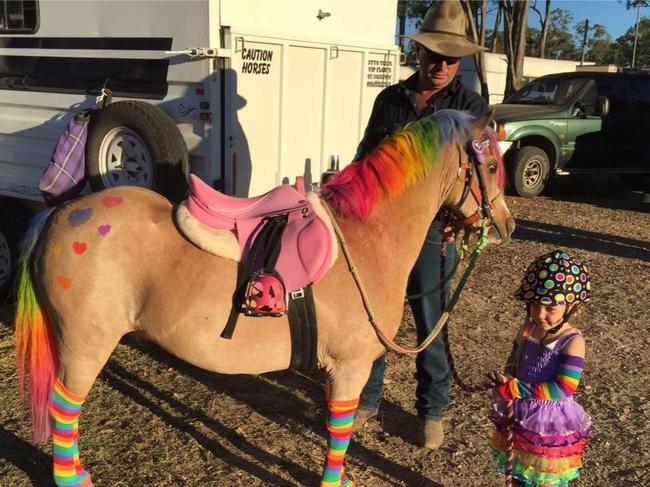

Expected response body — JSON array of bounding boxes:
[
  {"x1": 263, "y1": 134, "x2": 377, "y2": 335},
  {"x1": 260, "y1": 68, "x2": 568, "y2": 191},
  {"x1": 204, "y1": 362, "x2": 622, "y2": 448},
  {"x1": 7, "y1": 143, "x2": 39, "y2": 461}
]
[{"x1": 0, "y1": 0, "x2": 400, "y2": 294}]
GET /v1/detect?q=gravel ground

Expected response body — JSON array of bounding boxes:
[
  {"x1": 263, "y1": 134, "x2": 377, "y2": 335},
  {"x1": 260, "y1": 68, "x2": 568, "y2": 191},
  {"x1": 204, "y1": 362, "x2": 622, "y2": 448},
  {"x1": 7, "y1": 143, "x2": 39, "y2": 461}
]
[{"x1": 1, "y1": 176, "x2": 649, "y2": 486}]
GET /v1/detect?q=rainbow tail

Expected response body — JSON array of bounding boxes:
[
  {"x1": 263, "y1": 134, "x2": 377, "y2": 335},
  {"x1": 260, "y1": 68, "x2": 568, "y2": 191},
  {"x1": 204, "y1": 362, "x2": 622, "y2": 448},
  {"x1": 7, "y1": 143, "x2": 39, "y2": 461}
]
[{"x1": 14, "y1": 209, "x2": 58, "y2": 443}]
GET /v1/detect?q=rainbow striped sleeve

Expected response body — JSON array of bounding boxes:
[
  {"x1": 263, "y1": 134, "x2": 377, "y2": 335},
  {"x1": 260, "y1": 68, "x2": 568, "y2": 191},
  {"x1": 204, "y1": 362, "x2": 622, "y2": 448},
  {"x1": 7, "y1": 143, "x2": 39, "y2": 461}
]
[{"x1": 498, "y1": 354, "x2": 585, "y2": 401}]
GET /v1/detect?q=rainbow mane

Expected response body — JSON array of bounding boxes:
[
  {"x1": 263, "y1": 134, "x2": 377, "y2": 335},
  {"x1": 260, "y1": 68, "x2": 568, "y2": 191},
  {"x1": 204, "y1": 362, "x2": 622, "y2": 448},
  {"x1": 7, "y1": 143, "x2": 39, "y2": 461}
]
[{"x1": 321, "y1": 110, "x2": 484, "y2": 220}]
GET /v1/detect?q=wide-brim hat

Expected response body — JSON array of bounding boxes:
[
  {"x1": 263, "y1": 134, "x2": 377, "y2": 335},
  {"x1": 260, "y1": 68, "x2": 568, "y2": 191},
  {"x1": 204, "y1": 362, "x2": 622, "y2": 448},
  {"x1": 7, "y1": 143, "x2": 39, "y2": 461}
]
[{"x1": 404, "y1": 0, "x2": 485, "y2": 58}]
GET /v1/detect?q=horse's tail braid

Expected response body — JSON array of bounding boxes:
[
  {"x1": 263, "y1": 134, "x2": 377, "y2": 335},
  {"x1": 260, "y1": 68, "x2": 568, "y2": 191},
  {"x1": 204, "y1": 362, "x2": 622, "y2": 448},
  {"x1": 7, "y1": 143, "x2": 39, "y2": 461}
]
[{"x1": 14, "y1": 208, "x2": 58, "y2": 443}]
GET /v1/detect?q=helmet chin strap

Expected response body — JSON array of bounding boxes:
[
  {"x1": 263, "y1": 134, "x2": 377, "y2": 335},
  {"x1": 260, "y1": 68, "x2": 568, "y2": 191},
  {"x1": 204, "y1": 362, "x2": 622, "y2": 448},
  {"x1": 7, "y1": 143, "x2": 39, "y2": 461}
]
[{"x1": 528, "y1": 304, "x2": 579, "y2": 342}]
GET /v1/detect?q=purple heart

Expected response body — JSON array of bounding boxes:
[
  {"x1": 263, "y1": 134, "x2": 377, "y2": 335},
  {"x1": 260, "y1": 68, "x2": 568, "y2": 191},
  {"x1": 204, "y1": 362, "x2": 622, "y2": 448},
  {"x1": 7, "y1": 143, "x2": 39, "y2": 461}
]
[
  {"x1": 68, "y1": 207, "x2": 93, "y2": 227},
  {"x1": 97, "y1": 224, "x2": 111, "y2": 236}
]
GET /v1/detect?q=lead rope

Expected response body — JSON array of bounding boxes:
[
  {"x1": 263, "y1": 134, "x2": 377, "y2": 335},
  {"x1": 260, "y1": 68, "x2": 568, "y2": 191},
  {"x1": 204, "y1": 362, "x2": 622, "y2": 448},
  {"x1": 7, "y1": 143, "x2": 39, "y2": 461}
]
[{"x1": 439, "y1": 246, "x2": 514, "y2": 487}]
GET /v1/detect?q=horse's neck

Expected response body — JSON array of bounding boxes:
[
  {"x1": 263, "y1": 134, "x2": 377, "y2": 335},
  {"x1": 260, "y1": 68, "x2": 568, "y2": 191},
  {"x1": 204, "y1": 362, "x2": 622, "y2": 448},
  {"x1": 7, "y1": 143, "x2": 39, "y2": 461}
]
[{"x1": 340, "y1": 144, "x2": 459, "y2": 293}]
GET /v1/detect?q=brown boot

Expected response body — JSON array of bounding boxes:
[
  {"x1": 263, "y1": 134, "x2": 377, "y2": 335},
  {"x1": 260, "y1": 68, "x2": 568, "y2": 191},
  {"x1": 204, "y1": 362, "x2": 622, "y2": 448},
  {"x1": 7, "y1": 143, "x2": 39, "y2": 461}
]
[
  {"x1": 420, "y1": 418, "x2": 444, "y2": 449},
  {"x1": 353, "y1": 408, "x2": 378, "y2": 429}
]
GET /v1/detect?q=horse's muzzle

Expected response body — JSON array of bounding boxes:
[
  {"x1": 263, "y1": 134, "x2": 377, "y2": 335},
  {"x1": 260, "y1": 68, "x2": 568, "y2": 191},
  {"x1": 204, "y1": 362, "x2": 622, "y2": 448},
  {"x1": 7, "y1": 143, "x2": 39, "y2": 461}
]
[{"x1": 488, "y1": 216, "x2": 516, "y2": 245}]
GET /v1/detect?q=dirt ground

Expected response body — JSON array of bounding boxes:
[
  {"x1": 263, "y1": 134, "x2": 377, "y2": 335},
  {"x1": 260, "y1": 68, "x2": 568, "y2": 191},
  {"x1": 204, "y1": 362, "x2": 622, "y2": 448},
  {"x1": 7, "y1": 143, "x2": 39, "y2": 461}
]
[{"x1": 1, "y1": 176, "x2": 649, "y2": 487}]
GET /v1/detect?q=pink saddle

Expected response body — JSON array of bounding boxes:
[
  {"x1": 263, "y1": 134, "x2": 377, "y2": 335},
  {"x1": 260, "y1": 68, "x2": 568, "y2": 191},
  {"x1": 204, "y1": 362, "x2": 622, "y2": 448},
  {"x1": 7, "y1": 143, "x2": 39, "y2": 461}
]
[{"x1": 186, "y1": 174, "x2": 334, "y2": 292}]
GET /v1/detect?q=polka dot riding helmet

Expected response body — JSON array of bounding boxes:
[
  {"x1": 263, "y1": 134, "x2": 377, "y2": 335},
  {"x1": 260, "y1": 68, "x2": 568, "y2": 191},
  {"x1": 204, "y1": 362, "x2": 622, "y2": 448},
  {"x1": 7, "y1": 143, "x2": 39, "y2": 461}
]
[{"x1": 515, "y1": 250, "x2": 591, "y2": 306}]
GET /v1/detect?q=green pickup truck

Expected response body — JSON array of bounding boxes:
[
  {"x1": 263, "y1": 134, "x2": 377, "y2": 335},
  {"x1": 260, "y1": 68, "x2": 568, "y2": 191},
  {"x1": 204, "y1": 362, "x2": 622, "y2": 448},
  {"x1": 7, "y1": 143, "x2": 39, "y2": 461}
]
[{"x1": 492, "y1": 71, "x2": 650, "y2": 197}]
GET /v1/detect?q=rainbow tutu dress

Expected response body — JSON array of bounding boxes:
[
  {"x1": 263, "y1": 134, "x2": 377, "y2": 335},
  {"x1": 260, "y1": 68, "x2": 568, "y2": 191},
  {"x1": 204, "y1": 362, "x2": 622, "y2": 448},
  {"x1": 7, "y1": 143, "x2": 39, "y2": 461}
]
[{"x1": 490, "y1": 332, "x2": 591, "y2": 487}]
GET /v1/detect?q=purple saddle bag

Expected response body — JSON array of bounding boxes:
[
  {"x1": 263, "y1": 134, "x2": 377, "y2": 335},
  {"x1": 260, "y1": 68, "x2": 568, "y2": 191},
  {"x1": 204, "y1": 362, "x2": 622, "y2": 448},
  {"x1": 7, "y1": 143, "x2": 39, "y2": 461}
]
[{"x1": 38, "y1": 109, "x2": 92, "y2": 206}]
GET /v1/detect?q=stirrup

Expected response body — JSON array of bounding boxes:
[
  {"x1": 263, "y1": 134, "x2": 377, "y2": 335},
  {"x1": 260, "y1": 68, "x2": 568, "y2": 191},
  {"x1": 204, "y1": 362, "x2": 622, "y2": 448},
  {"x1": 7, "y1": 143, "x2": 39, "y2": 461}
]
[{"x1": 242, "y1": 270, "x2": 288, "y2": 317}]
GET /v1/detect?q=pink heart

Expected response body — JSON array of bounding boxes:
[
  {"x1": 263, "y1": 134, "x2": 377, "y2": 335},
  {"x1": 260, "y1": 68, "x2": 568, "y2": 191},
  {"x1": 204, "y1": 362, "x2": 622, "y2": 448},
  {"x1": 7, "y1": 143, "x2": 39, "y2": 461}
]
[
  {"x1": 98, "y1": 224, "x2": 111, "y2": 236},
  {"x1": 102, "y1": 196, "x2": 123, "y2": 208},
  {"x1": 72, "y1": 241, "x2": 87, "y2": 255}
]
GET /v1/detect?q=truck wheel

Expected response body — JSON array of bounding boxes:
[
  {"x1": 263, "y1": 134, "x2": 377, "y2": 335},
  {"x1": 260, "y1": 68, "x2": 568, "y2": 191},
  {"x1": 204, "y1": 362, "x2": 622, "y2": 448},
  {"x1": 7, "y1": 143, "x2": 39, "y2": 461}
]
[
  {"x1": 86, "y1": 101, "x2": 189, "y2": 202},
  {"x1": 0, "y1": 200, "x2": 31, "y2": 301},
  {"x1": 508, "y1": 146, "x2": 550, "y2": 197}
]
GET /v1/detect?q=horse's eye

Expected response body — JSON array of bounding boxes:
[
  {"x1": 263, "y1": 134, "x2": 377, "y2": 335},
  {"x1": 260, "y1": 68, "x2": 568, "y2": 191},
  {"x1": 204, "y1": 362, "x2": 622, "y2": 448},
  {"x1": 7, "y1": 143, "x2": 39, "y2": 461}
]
[{"x1": 488, "y1": 164, "x2": 498, "y2": 174}]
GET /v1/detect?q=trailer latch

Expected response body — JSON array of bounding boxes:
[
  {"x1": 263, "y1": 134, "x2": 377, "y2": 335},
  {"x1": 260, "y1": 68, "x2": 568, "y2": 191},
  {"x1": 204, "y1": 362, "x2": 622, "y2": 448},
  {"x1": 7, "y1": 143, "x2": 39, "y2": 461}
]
[{"x1": 166, "y1": 47, "x2": 232, "y2": 59}]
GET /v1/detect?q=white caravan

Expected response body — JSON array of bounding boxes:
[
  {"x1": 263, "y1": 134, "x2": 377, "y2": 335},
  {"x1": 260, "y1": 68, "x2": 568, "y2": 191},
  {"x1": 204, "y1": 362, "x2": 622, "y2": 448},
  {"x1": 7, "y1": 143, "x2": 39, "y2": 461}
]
[{"x1": 0, "y1": 0, "x2": 400, "y2": 293}]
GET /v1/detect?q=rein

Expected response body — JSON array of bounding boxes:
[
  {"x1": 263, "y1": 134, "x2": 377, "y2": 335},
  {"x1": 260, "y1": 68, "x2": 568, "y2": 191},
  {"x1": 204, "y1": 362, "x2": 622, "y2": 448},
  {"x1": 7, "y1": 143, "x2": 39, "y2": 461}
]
[{"x1": 323, "y1": 192, "x2": 490, "y2": 355}]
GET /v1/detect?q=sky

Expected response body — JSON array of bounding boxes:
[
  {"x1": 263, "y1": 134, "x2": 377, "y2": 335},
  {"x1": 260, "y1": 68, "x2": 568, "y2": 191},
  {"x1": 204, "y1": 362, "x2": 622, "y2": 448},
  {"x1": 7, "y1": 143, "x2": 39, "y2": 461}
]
[
  {"x1": 518, "y1": 0, "x2": 646, "y2": 39},
  {"x1": 402, "y1": 1, "x2": 648, "y2": 41}
]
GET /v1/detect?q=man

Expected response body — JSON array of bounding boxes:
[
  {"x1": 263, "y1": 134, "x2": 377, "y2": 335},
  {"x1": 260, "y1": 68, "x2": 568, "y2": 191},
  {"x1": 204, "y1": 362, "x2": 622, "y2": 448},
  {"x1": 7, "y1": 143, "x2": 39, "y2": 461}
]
[{"x1": 353, "y1": 0, "x2": 488, "y2": 450}]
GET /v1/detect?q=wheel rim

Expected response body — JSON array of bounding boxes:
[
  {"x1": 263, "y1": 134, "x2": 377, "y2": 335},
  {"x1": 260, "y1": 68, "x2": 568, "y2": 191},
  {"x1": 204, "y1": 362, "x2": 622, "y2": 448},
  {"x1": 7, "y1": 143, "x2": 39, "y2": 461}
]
[
  {"x1": 98, "y1": 127, "x2": 154, "y2": 189},
  {"x1": 0, "y1": 231, "x2": 11, "y2": 289},
  {"x1": 523, "y1": 158, "x2": 544, "y2": 188}
]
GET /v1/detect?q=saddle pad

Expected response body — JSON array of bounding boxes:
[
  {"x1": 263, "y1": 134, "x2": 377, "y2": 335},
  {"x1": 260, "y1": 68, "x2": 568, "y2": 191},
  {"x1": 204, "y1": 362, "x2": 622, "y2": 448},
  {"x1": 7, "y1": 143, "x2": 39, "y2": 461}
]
[{"x1": 175, "y1": 193, "x2": 338, "y2": 291}]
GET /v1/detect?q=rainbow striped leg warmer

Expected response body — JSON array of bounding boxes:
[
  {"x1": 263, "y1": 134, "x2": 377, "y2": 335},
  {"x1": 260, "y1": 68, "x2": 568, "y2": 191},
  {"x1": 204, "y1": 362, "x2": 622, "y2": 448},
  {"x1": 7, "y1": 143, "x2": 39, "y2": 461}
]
[
  {"x1": 321, "y1": 398, "x2": 359, "y2": 487},
  {"x1": 49, "y1": 379, "x2": 93, "y2": 487}
]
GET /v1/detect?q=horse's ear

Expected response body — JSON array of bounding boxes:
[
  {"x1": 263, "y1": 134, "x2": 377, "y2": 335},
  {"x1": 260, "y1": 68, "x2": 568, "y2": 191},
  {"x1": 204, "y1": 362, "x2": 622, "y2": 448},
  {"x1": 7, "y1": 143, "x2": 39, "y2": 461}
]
[{"x1": 473, "y1": 108, "x2": 495, "y2": 138}]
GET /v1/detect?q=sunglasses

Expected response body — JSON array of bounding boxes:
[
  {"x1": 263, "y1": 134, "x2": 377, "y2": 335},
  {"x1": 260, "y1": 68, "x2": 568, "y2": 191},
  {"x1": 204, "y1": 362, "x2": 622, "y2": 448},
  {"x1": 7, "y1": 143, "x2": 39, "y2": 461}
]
[{"x1": 419, "y1": 47, "x2": 460, "y2": 65}]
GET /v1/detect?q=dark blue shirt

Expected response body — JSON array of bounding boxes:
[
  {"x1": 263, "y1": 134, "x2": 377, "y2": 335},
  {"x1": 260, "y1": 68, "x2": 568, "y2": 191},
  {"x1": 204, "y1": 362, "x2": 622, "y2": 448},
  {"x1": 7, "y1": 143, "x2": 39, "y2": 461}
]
[{"x1": 355, "y1": 73, "x2": 488, "y2": 160}]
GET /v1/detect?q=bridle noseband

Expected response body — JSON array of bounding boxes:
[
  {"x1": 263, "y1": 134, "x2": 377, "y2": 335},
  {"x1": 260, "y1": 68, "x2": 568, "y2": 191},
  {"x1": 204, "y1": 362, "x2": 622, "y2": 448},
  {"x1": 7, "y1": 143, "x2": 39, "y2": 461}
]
[{"x1": 443, "y1": 137, "x2": 498, "y2": 231}]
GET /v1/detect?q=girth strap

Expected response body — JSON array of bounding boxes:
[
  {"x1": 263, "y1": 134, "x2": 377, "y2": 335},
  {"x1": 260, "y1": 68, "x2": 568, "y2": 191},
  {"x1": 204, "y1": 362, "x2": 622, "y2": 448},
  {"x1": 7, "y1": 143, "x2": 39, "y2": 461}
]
[
  {"x1": 221, "y1": 214, "x2": 288, "y2": 339},
  {"x1": 287, "y1": 286, "x2": 318, "y2": 370}
]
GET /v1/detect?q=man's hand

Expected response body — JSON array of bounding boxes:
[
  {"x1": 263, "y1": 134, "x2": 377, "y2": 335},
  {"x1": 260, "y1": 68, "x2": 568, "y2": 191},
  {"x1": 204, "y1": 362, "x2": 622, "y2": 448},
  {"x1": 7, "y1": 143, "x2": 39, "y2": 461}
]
[{"x1": 441, "y1": 224, "x2": 456, "y2": 242}]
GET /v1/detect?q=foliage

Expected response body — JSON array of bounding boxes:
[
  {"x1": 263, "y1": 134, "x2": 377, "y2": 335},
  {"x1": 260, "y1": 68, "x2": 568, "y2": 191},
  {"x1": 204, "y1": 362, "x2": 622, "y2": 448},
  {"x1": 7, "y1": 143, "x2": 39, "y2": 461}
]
[
  {"x1": 610, "y1": 17, "x2": 650, "y2": 68},
  {"x1": 545, "y1": 8, "x2": 577, "y2": 59},
  {"x1": 574, "y1": 22, "x2": 613, "y2": 64}
]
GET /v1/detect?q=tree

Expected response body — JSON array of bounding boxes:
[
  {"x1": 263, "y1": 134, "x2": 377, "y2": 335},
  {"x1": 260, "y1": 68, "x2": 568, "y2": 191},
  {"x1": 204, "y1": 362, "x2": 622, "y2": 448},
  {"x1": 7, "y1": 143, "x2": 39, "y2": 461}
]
[
  {"x1": 502, "y1": 0, "x2": 530, "y2": 96},
  {"x1": 625, "y1": 0, "x2": 650, "y2": 67},
  {"x1": 397, "y1": 1, "x2": 434, "y2": 60},
  {"x1": 612, "y1": 17, "x2": 650, "y2": 68},
  {"x1": 531, "y1": 0, "x2": 552, "y2": 57},
  {"x1": 545, "y1": 8, "x2": 577, "y2": 59},
  {"x1": 490, "y1": 1, "x2": 503, "y2": 52},
  {"x1": 574, "y1": 22, "x2": 612, "y2": 64},
  {"x1": 526, "y1": 27, "x2": 542, "y2": 56},
  {"x1": 461, "y1": 0, "x2": 490, "y2": 100}
]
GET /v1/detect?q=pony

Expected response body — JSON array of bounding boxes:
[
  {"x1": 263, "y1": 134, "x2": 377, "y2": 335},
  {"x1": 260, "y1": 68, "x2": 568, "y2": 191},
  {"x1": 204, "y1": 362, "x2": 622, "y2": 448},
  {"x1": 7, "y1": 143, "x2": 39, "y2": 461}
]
[{"x1": 15, "y1": 110, "x2": 515, "y2": 486}]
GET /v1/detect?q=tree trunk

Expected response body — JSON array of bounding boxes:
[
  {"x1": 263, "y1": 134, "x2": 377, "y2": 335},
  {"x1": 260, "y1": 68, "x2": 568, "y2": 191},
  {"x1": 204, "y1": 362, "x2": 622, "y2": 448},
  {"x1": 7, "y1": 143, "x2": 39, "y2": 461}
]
[
  {"x1": 462, "y1": 0, "x2": 490, "y2": 101},
  {"x1": 539, "y1": 0, "x2": 552, "y2": 58},
  {"x1": 503, "y1": 0, "x2": 529, "y2": 97},
  {"x1": 490, "y1": 3, "x2": 502, "y2": 52}
]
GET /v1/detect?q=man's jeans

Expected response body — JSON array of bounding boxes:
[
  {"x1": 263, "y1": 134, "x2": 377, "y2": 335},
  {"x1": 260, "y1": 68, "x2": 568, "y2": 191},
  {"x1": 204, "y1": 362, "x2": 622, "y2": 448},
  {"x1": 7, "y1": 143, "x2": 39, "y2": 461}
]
[{"x1": 359, "y1": 222, "x2": 456, "y2": 420}]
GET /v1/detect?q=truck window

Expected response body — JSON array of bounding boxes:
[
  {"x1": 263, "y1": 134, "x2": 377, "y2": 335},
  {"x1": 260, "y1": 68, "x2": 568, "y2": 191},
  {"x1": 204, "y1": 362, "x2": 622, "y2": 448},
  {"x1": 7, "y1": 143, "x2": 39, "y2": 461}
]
[
  {"x1": 594, "y1": 77, "x2": 628, "y2": 116},
  {"x1": 630, "y1": 77, "x2": 650, "y2": 114},
  {"x1": 0, "y1": 1, "x2": 37, "y2": 33},
  {"x1": 505, "y1": 78, "x2": 588, "y2": 105}
]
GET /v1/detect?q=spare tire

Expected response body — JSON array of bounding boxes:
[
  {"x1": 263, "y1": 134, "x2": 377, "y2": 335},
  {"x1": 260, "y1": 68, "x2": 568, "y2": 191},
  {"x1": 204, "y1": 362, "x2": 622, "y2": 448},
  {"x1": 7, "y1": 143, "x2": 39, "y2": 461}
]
[{"x1": 86, "y1": 101, "x2": 189, "y2": 202}]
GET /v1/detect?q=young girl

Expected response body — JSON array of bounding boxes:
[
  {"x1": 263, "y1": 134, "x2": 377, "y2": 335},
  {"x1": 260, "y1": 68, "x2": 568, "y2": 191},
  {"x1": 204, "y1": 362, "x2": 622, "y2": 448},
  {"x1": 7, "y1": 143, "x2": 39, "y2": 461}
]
[{"x1": 489, "y1": 250, "x2": 592, "y2": 487}]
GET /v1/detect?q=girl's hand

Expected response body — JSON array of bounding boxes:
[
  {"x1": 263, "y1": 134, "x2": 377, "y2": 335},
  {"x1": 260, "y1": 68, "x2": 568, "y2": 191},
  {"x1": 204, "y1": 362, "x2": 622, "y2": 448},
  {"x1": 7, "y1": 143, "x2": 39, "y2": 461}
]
[{"x1": 485, "y1": 371, "x2": 509, "y2": 388}]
